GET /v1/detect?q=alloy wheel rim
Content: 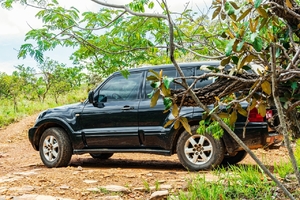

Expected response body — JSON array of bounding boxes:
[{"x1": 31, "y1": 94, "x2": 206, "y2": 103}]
[
  {"x1": 184, "y1": 135, "x2": 213, "y2": 165},
  {"x1": 43, "y1": 135, "x2": 59, "y2": 162}
]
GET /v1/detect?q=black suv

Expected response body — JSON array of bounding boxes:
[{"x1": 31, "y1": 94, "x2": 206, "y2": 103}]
[{"x1": 28, "y1": 61, "x2": 282, "y2": 171}]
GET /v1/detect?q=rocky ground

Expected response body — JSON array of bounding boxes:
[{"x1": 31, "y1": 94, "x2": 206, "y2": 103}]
[{"x1": 0, "y1": 114, "x2": 297, "y2": 199}]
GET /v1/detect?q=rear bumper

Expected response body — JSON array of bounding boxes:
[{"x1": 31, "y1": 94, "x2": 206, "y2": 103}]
[
  {"x1": 223, "y1": 122, "x2": 283, "y2": 153},
  {"x1": 265, "y1": 133, "x2": 283, "y2": 149}
]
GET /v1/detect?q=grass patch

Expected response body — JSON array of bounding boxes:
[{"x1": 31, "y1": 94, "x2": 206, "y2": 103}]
[
  {"x1": 0, "y1": 87, "x2": 87, "y2": 128},
  {"x1": 174, "y1": 165, "x2": 276, "y2": 200},
  {"x1": 274, "y1": 139, "x2": 300, "y2": 178}
]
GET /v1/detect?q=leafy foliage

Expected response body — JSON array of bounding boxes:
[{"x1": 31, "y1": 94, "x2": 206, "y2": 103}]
[{"x1": 197, "y1": 118, "x2": 234, "y2": 139}]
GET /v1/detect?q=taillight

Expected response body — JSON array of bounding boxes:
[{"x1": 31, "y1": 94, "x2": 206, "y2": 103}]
[
  {"x1": 266, "y1": 110, "x2": 273, "y2": 119},
  {"x1": 248, "y1": 108, "x2": 264, "y2": 122}
]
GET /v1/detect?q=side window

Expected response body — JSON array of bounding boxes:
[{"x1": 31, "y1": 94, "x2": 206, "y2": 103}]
[
  {"x1": 100, "y1": 72, "x2": 143, "y2": 101},
  {"x1": 145, "y1": 69, "x2": 176, "y2": 96},
  {"x1": 195, "y1": 65, "x2": 215, "y2": 88}
]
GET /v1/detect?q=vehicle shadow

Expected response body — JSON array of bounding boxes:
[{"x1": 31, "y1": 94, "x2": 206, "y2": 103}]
[{"x1": 69, "y1": 155, "x2": 186, "y2": 171}]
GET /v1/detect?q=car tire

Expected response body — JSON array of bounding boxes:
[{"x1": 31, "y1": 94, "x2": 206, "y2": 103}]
[
  {"x1": 90, "y1": 153, "x2": 114, "y2": 159},
  {"x1": 221, "y1": 150, "x2": 247, "y2": 165},
  {"x1": 39, "y1": 127, "x2": 72, "y2": 168},
  {"x1": 177, "y1": 125, "x2": 225, "y2": 171}
]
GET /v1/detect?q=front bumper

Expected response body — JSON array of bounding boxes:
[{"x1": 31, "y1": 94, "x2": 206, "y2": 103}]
[{"x1": 28, "y1": 127, "x2": 38, "y2": 151}]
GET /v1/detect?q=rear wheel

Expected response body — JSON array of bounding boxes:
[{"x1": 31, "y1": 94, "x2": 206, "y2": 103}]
[
  {"x1": 221, "y1": 150, "x2": 247, "y2": 165},
  {"x1": 90, "y1": 153, "x2": 114, "y2": 159},
  {"x1": 177, "y1": 125, "x2": 225, "y2": 171},
  {"x1": 39, "y1": 127, "x2": 72, "y2": 168}
]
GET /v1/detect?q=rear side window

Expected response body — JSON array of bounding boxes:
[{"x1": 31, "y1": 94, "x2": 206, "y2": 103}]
[{"x1": 100, "y1": 72, "x2": 143, "y2": 101}]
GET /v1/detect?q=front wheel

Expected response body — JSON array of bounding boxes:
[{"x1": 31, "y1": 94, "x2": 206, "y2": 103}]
[
  {"x1": 39, "y1": 127, "x2": 72, "y2": 168},
  {"x1": 177, "y1": 126, "x2": 225, "y2": 171}
]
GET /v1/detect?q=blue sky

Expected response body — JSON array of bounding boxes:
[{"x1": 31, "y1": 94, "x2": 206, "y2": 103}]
[{"x1": 0, "y1": 0, "x2": 212, "y2": 74}]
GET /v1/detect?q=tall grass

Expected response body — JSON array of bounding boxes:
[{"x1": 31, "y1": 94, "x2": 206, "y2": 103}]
[
  {"x1": 0, "y1": 86, "x2": 88, "y2": 128},
  {"x1": 274, "y1": 139, "x2": 300, "y2": 178},
  {"x1": 174, "y1": 165, "x2": 275, "y2": 200}
]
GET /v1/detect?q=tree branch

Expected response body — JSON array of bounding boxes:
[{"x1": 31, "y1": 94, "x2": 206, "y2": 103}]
[{"x1": 91, "y1": 0, "x2": 167, "y2": 19}]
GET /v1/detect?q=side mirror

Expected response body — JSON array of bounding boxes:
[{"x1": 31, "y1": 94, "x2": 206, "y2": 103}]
[
  {"x1": 88, "y1": 91, "x2": 95, "y2": 103},
  {"x1": 98, "y1": 95, "x2": 107, "y2": 103}
]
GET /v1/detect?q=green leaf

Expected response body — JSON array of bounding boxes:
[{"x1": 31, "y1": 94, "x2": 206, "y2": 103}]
[
  {"x1": 254, "y1": 0, "x2": 263, "y2": 8},
  {"x1": 147, "y1": 90, "x2": 154, "y2": 98},
  {"x1": 242, "y1": 65, "x2": 252, "y2": 70},
  {"x1": 34, "y1": 50, "x2": 44, "y2": 63},
  {"x1": 163, "y1": 77, "x2": 174, "y2": 89},
  {"x1": 250, "y1": 33, "x2": 258, "y2": 42},
  {"x1": 150, "y1": 81, "x2": 160, "y2": 89},
  {"x1": 148, "y1": 2, "x2": 154, "y2": 9},
  {"x1": 225, "y1": 2, "x2": 235, "y2": 15},
  {"x1": 163, "y1": 97, "x2": 173, "y2": 110},
  {"x1": 237, "y1": 41, "x2": 245, "y2": 52},
  {"x1": 291, "y1": 82, "x2": 298, "y2": 93},
  {"x1": 225, "y1": 39, "x2": 235, "y2": 56},
  {"x1": 253, "y1": 37, "x2": 263, "y2": 52},
  {"x1": 231, "y1": 56, "x2": 239, "y2": 65}
]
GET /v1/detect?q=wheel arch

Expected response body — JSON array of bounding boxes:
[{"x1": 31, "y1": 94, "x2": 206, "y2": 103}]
[
  {"x1": 170, "y1": 120, "x2": 200, "y2": 154},
  {"x1": 32, "y1": 119, "x2": 73, "y2": 151}
]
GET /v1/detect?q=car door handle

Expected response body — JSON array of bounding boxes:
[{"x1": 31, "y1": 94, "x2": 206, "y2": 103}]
[{"x1": 122, "y1": 106, "x2": 134, "y2": 110}]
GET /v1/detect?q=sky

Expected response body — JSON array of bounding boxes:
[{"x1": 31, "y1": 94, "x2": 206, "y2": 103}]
[{"x1": 0, "y1": 0, "x2": 212, "y2": 74}]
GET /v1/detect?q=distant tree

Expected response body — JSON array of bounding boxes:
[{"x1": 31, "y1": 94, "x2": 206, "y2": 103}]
[
  {"x1": 0, "y1": 72, "x2": 21, "y2": 112},
  {"x1": 13, "y1": 65, "x2": 37, "y2": 100}
]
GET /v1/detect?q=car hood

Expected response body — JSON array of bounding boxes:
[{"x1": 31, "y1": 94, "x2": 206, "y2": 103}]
[{"x1": 36, "y1": 102, "x2": 85, "y2": 122}]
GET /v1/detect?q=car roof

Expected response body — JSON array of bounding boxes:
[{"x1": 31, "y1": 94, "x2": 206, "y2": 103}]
[{"x1": 114, "y1": 60, "x2": 221, "y2": 74}]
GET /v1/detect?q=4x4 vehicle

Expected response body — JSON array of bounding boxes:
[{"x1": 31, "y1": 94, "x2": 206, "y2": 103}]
[{"x1": 28, "y1": 61, "x2": 283, "y2": 171}]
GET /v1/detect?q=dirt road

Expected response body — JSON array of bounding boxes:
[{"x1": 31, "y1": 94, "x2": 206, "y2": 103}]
[{"x1": 0, "y1": 114, "x2": 291, "y2": 199}]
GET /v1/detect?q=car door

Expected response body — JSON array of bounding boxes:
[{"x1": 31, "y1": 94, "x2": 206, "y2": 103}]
[
  {"x1": 79, "y1": 71, "x2": 143, "y2": 148},
  {"x1": 137, "y1": 67, "x2": 194, "y2": 149}
]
